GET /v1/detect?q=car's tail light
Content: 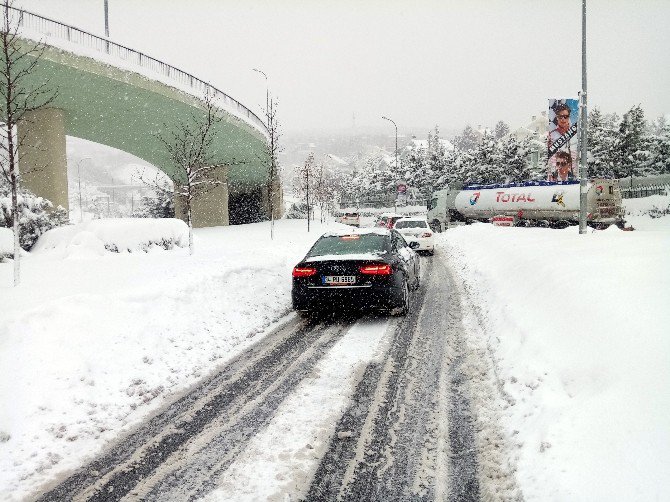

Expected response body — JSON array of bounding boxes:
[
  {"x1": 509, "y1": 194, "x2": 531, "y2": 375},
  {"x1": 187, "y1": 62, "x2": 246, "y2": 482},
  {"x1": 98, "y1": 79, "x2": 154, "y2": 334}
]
[
  {"x1": 359, "y1": 264, "x2": 392, "y2": 275},
  {"x1": 293, "y1": 266, "x2": 317, "y2": 277},
  {"x1": 420, "y1": 232, "x2": 433, "y2": 238}
]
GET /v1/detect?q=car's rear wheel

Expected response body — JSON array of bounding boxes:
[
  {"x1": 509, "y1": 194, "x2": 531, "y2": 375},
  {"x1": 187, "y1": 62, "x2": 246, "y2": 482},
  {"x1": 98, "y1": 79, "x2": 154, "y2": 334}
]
[{"x1": 392, "y1": 279, "x2": 410, "y2": 316}]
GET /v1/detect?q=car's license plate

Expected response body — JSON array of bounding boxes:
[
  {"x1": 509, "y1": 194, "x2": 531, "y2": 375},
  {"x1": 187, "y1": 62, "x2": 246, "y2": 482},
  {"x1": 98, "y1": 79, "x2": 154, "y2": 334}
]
[{"x1": 323, "y1": 275, "x2": 356, "y2": 285}]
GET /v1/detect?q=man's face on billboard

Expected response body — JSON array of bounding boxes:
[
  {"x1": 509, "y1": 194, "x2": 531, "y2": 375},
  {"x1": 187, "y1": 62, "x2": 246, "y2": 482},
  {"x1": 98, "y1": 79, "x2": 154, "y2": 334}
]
[{"x1": 556, "y1": 110, "x2": 571, "y2": 131}]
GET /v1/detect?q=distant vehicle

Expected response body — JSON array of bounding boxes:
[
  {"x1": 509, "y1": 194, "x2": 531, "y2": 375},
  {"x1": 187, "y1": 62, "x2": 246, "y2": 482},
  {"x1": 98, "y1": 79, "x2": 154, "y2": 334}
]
[
  {"x1": 338, "y1": 212, "x2": 360, "y2": 227},
  {"x1": 427, "y1": 179, "x2": 624, "y2": 229},
  {"x1": 393, "y1": 217, "x2": 435, "y2": 255},
  {"x1": 291, "y1": 228, "x2": 420, "y2": 317},
  {"x1": 375, "y1": 213, "x2": 404, "y2": 229},
  {"x1": 427, "y1": 185, "x2": 461, "y2": 232}
]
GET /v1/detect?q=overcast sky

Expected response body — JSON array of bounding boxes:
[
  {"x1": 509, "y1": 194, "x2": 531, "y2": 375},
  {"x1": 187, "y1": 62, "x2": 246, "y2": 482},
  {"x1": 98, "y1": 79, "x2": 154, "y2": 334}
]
[{"x1": 19, "y1": 0, "x2": 670, "y2": 135}]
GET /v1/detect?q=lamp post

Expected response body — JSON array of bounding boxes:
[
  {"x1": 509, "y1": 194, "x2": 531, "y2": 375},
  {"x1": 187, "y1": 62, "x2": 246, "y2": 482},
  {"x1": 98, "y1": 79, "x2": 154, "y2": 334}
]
[
  {"x1": 103, "y1": 0, "x2": 110, "y2": 53},
  {"x1": 382, "y1": 116, "x2": 399, "y2": 210},
  {"x1": 252, "y1": 68, "x2": 269, "y2": 124},
  {"x1": 579, "y1": 0, "x2": 588, "y2": 234},
  {"x1": 104, "y1": 0, "x2": 109, "y2": 36},
  {"x1": 76, "y1": 157, "x2": 91, "y2": 222}
]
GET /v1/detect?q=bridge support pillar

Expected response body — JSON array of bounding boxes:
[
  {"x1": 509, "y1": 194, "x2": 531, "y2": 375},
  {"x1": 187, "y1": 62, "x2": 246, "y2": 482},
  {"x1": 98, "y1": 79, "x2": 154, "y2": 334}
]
[
  {"x1": 174, "y1": 166, "x2": 229, "y2": 228},
  {"x1": 261, "y1": 176, "x2": 284, "y2": 219},
  {"x1": 18, "y1": 108, "x2": 69, "y2": 213}
]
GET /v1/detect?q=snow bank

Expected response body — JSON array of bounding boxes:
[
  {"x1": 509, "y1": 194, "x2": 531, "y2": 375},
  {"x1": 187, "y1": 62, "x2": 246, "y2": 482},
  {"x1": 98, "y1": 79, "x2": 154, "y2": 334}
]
[
  {"x1": 32, "y1": 218, "x2": 189, "y2": 255},
  {"x1": 440, "y1": 221, "x2": 670, "y2": 501},
  {"x1": 0, "y1": 228, "x2": 12, "y2": 258},
  {"x1": 624, "y1": 192, "x2": 670, "y2": 217}
]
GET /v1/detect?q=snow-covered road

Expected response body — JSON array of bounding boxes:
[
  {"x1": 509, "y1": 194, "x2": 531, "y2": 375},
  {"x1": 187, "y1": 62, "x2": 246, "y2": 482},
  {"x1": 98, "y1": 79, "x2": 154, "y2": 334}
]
[{"x1": 36, "y1": 252, "x2": 517, "y2": 501}]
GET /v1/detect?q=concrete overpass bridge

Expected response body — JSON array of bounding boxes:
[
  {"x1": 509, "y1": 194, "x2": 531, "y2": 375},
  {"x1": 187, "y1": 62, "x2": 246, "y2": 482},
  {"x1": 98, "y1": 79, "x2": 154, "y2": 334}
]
[{"x1": 3, "y1": 6, "x2": 280, "y2": 227}]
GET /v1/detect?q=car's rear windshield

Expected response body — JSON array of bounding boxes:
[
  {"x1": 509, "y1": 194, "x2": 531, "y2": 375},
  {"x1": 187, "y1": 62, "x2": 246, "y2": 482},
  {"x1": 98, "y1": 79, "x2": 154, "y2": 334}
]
[
  {"x1": 308, "y1": 234, "x2": 389, "y2": 256},
  {"x1": 395, "y1": 220, "x2": 428, "y2": 229},
  {"x1": 344, "y1": 213, "x2": 359, "y2": 217}
]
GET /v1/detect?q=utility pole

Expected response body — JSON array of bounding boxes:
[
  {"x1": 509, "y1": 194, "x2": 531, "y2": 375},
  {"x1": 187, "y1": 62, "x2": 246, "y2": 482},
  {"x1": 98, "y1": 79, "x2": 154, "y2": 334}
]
[
  {"x1": 104, "y1": 0, "x2": 110, "y2": 53},
  {"x1": 306, "y1": 166, "x2": 310, "y2": 233},
  {"x1": 579, "y1": 0, "x2": 588, "y2": 234},
  {"x1": 382, "y1": 116, "x2": 399, "y2": 210},
  {"x1": 104, "y1": 0, "x2": 109, "y2": 37}
]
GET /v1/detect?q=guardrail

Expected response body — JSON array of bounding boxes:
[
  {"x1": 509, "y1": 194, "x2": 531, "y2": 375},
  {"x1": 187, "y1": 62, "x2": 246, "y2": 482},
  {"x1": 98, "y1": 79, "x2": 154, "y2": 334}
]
[
  {"x1": 5, "y1": 4, "x2": 268, "y2": 136},
  {"x1": 620, "y1": 185, "x2": 668, "y2": 199}
]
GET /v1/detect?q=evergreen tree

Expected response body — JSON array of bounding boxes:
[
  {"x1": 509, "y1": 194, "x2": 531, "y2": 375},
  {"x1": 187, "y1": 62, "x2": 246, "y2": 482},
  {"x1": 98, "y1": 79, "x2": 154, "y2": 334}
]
[
  {"x1": 133, "y1": 189, "x2": 175, "y2": 219},
  {"x1": 493, "y1": 120, "x2": 510, "y2": 140},
  {"x1": 648, "y1": 116, "x2": 670, "y2": 175},
  {"x1": 404, "y1": 142, "x2": 428, "y2": 196},
  {"x1": 587, "y1": 108, "x2": 620, "y2": 178},
  {"x1": 453, "y1": 125, "x2": 480, "y2": 151},
  {"x1": 498, "y1": 135, "x2": 533, "y2": 182},
  {"x1": 469, "y1": 131, "x2": 499, "y2": 183},
  {"x1": 618, "y1": 105, "x2": 652, "y2": 179}
]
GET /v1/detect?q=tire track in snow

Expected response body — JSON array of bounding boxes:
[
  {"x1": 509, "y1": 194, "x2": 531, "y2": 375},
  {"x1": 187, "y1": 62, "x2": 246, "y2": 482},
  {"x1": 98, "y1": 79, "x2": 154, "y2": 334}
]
[
  {"x1": 304, "y1": 253, "x2": 482, "y2": 501},
  {"x1": 36, "y1": 316, "x2": 352, "y2": 501}
]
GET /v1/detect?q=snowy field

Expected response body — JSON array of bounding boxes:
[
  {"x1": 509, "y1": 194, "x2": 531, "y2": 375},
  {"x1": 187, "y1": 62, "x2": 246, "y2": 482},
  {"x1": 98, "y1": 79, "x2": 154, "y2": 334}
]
[{"x1": 1, "y1": 197, "x2": 669, "y2": 500}]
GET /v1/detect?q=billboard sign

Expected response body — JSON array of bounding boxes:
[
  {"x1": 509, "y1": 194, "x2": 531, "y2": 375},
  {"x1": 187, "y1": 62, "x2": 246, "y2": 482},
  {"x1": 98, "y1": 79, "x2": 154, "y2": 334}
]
[{"x1": 547, "y1": 98, "x2": 579, "y2": 181}]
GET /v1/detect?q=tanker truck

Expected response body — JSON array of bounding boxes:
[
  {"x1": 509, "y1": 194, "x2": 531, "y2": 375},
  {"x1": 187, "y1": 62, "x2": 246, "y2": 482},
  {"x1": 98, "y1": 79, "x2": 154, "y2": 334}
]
[{"x1": 427, "y1": 179, "x2": 624, "y2": 231}]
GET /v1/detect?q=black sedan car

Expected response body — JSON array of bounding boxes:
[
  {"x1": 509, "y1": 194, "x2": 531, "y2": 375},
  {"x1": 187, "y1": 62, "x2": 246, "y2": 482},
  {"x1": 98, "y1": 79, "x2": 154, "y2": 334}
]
[{"x1": 292, "y1": 228, "x2": 421, "y2": 316}]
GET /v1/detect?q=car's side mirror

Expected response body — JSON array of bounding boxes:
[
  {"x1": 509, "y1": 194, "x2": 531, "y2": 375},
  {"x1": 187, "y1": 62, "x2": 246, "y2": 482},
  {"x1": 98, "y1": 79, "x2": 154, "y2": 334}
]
[{"x1": 408, "y1": 241, "x2": 420, "y2": 250}]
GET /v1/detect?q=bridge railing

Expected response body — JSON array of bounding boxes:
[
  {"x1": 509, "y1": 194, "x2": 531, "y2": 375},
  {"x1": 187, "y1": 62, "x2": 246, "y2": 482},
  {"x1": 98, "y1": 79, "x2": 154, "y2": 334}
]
[{"x1": 6, "y1": 4, "x2": 269, "y2": 136}]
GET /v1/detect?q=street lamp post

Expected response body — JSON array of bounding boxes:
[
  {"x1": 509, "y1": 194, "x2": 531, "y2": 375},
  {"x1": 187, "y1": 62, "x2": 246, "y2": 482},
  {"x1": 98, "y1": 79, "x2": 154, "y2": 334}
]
[
  {"x1": 76, "y1": 157, "x2": 91, "y2": 222},
  {"x1": 252, "y1": 68, "x2": 269, "y2": 125},
  {"x1": 103, "y1": 0, "x2": 110, "y2": 53},
  {"x1": 104, "y1": 0, "x2": 109, "y2": 36},
  {"x1": 382, "y1": 116, "x2": 399, "y2": 210},
  {"x1": 579, "y1": 0, "x2": 588, "y2": 234}
]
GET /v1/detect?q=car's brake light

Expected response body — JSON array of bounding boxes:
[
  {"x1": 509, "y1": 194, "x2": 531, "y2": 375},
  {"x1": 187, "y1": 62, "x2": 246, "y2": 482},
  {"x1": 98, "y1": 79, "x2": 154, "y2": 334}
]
[
  {"x1": 420, "y1": 232, "x2": 433, "y2": 238},
  {"x1": 293, "y1": 266, "x2": 317, "y2": 277},
  {"x1": 359, "y1": 264, "x2": 392, "y2": 275}
]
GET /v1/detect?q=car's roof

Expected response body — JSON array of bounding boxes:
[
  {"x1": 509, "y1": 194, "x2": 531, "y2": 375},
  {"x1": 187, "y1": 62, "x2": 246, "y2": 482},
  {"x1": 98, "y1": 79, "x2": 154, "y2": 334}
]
[
  {"x1": 321, "y1": 227, "x2": 391, "y2": 238},
  {"x1": 378, "y1": 212, "x2": 404, "y2": 218}
]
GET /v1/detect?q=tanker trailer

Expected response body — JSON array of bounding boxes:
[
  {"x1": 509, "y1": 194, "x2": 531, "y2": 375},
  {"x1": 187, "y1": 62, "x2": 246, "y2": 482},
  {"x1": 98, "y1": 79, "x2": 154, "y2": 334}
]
[{"x1": 453, "y1": 179, "x2": 624, "y2": 228}]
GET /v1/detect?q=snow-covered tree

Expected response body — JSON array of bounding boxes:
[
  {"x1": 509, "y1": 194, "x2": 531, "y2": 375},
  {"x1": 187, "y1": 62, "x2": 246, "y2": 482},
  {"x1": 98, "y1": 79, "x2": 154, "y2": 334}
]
[
  {"x1": 587, "y1": 108, "x2": 620, "y2": 178},
  {"x1": 261, "y1": 96, "x2": 283, "y2": 239},
  {"x1": 0, "y1": 3, "x2": 58, "y2": 284},
  {"x1": 618, "y1": 105, "x2": 652, "y2": 179},
  {"x1": 648, "y1": 116, "x2": 670, "y2": 175},
  {"x1": 157, "y1": 91, "x2": 237, "y2": 255},
  {"x1": 294, "y1": 152, "x2": 316, "y2": 231},
  {"x1": 499, "y1": 135, "x2": 534, "y2": 182},
  {"x1": 453, "y1": 125, "x2": 480, "y2": 151},
  {"x1": 0, "y1": 182, "x2": 67, "y2": 251},
  {"x1": 133, "y1": 189, "x2": 175, "y2": 219},
  {"x1": 493, "y1": 120, "x2": 510, "y2": 140}
]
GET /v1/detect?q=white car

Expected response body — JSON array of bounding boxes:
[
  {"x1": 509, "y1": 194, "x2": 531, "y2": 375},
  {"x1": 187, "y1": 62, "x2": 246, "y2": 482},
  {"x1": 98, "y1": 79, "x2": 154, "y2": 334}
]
[
  {"x1": 393, "y1": 217, "x2": 435, "y2": 255},
  {"x1": 338, "y1": 212, "x2": 360, "y2": 227}
]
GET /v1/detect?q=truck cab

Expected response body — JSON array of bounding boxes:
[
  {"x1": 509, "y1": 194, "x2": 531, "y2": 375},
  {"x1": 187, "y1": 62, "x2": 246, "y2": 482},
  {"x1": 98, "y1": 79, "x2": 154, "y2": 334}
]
[{"x1": 426, "y1": 184, "x2": 461, "y2": 232}]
